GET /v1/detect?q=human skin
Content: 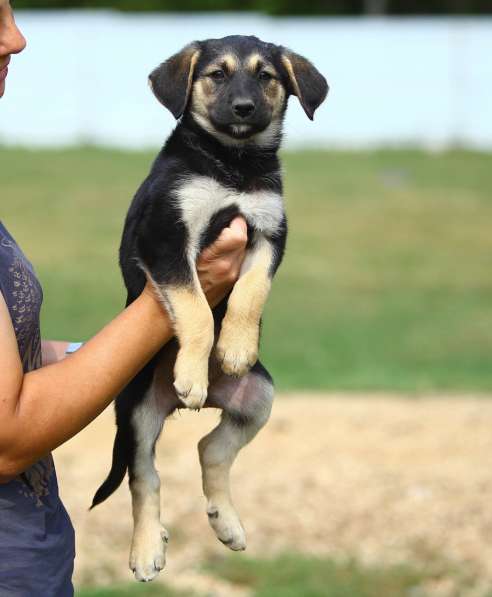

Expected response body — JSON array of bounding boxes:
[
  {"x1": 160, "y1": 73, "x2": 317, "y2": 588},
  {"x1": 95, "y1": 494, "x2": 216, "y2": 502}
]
[
  {"x1": 0, "y1": 0, "x2": 249, "y2": 481},
  {"x1": 0, "y1": 0, "x2": 26, "y2": 98}
]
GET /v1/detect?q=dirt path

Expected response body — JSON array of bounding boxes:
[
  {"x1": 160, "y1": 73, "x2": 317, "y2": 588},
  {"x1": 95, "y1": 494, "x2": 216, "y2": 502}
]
[{"x1": 55, "y1": 394, "x2": 492, "y2": 595}]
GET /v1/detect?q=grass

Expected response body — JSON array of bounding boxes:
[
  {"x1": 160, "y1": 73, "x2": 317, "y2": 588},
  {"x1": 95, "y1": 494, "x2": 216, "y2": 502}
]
[
  {"x1": 76, "y1": 584, "x2": 190, "y2": 597},
  {"x1": 2, "y1": 147, "x2": 492, "y2": 391},
  {"x1": 206, "y1": 553, "x2": 438, "y2": 597},
  {"x1": 75, "y1": 552, "x2": 470, "y2": 597}
]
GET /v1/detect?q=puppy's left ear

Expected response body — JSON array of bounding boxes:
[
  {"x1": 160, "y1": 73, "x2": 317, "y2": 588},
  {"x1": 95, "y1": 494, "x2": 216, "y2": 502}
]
[
  {"x1": 280, "y1": 50, "x2": 328, "y2": 120},
  {"x1": 148, "y1": 43, "x2": 201, "y2": 119}
]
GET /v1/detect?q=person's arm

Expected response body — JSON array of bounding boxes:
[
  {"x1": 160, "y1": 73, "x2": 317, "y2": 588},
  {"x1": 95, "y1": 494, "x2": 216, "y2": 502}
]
[
  {"x1": 0, "y1": 217, "x2": 247, "y2": 482},
  {"x1": 40, "y1": 219, "x2": 249, "y2": 367}
]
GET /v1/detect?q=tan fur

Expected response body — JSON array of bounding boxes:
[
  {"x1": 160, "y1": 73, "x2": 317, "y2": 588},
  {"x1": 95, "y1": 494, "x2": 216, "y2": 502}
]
[
  {"x1": 128, "y1": 387, "x2": 169, "y2": 581},
  {"x1": 186, "y1": 49, "x2": 200, "y2": 103},
  {"x1": 266, "y1": 79, "x2": 286, "y2": 116},
  {"x1": 202, "y1": 53, "x2": 239, "y2": 76},
  {"x1": 164, "y1": 284, "x2": 214, "y2": 410},
  {"x1": 129, "y1": 480, "x2": 168, "y2": 581},
  {"x1": 190, "y1": 79, "x2": 213, "y2": 119},
  {"x1": 281, "y1": 54, "x2": 303, "y2": 103},
  {"x1": 222, "y1": 53, "x2": 239, "y2": 73},
  {"x1": 246, "y1": 53, "x2": 262, "y2": 72},
  {"x1": 216, "y1": 240, "x2": 273, "y2": 377}
]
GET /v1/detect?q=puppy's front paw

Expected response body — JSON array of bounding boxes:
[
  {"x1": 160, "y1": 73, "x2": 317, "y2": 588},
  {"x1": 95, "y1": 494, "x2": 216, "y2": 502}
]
[
  {"x1": 216, "y1": 325, "x2": 258, "y2": 377},
  {"x1": 216, "y1": 344, "x2": 258, "y2": 377},
  {"x1": 174, "y1": 377, "x2": 207, "y2": 410},
  {"x1": 129, "y1": 524, "x2": 169, "y2": 582}
]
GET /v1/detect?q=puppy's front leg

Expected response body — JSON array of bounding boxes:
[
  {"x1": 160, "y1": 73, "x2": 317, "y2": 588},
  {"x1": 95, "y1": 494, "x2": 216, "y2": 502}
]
[
  {"x1": 217, "y1": 237, "x2": 274, "y2": 377},
  {"x1": 165, "y1": 279, "x2": 214, "y2": 409},
  {"x1": 147, "y1": 265, "x2": 214, "y2": 409}
]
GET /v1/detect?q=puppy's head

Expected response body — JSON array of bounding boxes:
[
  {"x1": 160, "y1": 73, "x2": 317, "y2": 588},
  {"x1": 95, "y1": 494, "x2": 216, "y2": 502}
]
[{"x1": 149, "y1": 35, "x2": 328, "y2": 148}]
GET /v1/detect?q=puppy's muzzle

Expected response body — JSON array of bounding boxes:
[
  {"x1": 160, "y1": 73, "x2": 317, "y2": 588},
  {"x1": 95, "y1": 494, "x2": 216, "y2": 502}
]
[{"x1": 232, "y1": 99, "x2": 256, "y2": 120}]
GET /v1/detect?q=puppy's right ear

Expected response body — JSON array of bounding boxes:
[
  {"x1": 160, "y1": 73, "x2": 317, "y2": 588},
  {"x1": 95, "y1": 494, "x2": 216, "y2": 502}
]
[{"x1": 148, "y1": 43, "x2": 201, "y2": 119}]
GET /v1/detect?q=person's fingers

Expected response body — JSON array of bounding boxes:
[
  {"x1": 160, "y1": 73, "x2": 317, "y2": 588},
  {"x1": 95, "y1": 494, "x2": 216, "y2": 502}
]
[
  {"x1": 228, "y1": 216, "x2": 248, "y2": 240},
  {"x1": 199, "y1": 216, "x2": 248, "y2": 262},
  {"x1": 214, "y1": 217, "x2": 247, "y2": 250}
]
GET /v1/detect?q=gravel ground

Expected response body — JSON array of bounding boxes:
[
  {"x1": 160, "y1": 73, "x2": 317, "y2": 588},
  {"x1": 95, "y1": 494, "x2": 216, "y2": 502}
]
[{"x1": 55, "y1": 394, "x2": 492, "y2": 596}]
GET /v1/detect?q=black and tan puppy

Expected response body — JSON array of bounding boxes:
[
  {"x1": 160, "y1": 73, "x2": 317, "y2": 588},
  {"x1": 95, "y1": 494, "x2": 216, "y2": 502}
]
[{"x1": 92, "y1": 35, "x2": 328, "y2": 582}]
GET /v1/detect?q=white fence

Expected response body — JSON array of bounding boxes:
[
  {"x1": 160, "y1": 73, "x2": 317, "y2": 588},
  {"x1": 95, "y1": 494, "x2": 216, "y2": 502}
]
[{"x1": 1, "y1": 12, "x2": 491, "y2": 149}]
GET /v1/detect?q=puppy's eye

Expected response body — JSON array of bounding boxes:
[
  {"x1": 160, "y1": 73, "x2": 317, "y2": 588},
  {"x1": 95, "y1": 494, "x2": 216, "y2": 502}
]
[
  {"x1": 209, "y1": 70, "x2": 225, "y2": 81},
  {"x1": 259, "y1": 70, "x2": 273, "y2": 81}
]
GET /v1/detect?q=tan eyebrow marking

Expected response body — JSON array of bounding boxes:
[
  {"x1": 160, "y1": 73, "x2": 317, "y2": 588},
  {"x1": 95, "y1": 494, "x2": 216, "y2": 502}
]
[
  {"x1": 247, "y1": 53, "x2": 278, "y2": 77},
  {"x1": 202, "y1": 54, "x2": 238, "y2": 76},
  {"x1": 221, "y1": 53, "x2": 239, "y2": 73},
  {"x1": 247, "y1": 53, "x2": 263, "y2": 72}
]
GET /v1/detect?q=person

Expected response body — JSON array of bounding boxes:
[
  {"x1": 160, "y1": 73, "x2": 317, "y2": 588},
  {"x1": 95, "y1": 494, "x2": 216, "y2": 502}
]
[{"x1": 0, "y1": 2, "x2": 248, "y2": 594}]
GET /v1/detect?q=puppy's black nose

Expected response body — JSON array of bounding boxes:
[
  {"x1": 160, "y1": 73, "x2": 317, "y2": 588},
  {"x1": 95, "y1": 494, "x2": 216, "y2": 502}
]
[{"x1": 232, "y1": 99, "x2": 255, "y2": 119}]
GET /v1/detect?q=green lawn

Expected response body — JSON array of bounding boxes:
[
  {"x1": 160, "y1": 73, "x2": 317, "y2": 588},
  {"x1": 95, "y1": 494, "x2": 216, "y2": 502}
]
[
  {"x1": 2, "y1": 147, "x2": 491, "y2": 391},
  {"x1": 205, "y1": 553, "x2": 452, "y2": 597},
  {"x1": 76, "y1": 552, "x2": 475, "y2": 597},
  {"x1": 77, "y1": 584, "x2": 187, "y2": 597}
]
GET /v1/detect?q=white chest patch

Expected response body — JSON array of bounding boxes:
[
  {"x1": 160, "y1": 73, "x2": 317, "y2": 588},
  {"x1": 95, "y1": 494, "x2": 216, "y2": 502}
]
[{"x1": 174, "y1": 176, "x2": 284, "y2": 258}]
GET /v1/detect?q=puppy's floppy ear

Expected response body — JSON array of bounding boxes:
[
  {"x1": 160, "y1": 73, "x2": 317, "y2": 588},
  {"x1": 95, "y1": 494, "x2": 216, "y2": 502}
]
[
  {"x1": 280, "y1": 49, "x2": 328, "y2": 120},
  {"x1": 148, "y1": 43, "x2": 201, "y2": 119}
]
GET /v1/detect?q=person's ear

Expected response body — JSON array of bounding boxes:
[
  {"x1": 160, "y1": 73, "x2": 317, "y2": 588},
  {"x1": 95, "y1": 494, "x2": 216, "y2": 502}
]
[
  {"x1": 280, "y1": 49, "x2": 328, "y2": 120},
  {"x1": 148, "y1": 43, "x2": 201, "y2": 119}
]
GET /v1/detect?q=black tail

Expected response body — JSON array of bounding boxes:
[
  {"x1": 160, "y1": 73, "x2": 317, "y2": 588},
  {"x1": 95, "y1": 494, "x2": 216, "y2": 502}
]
[
  {"x1": 90, "y1": 358, "x2": 156, "y2": 509},
  {"x1": 90, "y1": 425, "x2": 129, "y2": 509}
]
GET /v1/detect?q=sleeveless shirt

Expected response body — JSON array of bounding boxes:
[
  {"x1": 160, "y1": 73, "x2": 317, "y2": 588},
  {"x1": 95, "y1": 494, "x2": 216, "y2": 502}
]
[{"x1": 0, "y1": 221, "x2": 75, "y2": 596}]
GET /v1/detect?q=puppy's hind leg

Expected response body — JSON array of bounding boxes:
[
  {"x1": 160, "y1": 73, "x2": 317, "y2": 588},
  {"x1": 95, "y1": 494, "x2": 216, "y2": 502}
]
[
  {"x1": 198, "y1": 363, "x2": 274, "y2": 551},
  {"x1": 128, "y1": 379, "x2": 175, "y2": 582}
]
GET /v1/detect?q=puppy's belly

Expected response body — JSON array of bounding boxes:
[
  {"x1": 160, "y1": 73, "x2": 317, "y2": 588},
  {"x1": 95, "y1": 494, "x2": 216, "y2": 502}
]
[{"x1": 152, "y1": 339, "x2": 253, "y2": 413}]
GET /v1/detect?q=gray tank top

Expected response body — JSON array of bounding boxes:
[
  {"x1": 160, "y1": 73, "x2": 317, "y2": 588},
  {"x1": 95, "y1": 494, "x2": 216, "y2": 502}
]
[{"x1": 0, "y1": 221, "x2": 75, "y2": 596}]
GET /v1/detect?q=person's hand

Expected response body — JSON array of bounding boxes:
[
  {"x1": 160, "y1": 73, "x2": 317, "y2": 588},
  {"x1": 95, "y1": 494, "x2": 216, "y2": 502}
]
[
  {"x1": 142, "y1": 216, "x2": 248, "y2": 308},
  {"x1": 197, "y1": 216, "x2": 248, "y2": 306}
]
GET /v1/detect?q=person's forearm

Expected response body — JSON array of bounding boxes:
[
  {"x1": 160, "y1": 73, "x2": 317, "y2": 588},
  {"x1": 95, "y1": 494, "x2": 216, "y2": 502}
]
[
  {"x1": 41, "y1": 340, "x2": 69, "y2": 366},
  {"x1": 0, "y1": 217, "x2": 248, "y2": 483},
  {"x1": 2, "y1": 292, "x2": 172, "y2": 478}
]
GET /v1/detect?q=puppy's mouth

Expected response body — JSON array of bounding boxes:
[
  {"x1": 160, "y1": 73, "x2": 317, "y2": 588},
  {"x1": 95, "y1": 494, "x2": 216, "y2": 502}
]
[
  {"x1": 195, "y1": 111, "x2": 274, "y2": 144},
  {"x1": 223, "y1": 119, "x2": 272, "y2": 140},
  {"x1": 228, "y1": 124, "x2": 254, "y2": 139}
]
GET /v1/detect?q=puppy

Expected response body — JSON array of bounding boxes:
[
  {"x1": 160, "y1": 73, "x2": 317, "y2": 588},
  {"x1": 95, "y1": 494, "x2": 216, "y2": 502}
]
[{"x1": 92, "y1": 35, "x2": 328, "y2": 582}]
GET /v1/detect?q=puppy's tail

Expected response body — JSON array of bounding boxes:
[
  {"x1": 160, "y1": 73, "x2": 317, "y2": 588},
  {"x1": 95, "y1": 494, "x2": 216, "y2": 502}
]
[
  {"x1": 90, "y1": 356, "x2": 157, "y2": 510},
  {"x1": 90, "y1": 425, "x2": 129, "y2": 509}
]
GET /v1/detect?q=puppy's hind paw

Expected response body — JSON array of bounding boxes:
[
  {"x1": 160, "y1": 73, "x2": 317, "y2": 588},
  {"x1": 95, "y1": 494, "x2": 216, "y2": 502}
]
[
  {"x1": 207, "y1": 504, "x2": 247, "y2": 551},
  {"x1": 129, "y1": 524, "x2": 169, "y2": 582}
]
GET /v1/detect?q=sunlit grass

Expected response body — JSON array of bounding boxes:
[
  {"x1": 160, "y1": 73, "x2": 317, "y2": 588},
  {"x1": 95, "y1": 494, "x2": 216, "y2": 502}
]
[{"x1": 206, "y1": 552, "x2": 460, "y2": 597}]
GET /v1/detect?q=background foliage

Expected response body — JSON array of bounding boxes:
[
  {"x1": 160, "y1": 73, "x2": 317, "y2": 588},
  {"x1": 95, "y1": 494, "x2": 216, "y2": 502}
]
[{"x1": 12, "y1": 0, "x2": 492, "y2": 15}]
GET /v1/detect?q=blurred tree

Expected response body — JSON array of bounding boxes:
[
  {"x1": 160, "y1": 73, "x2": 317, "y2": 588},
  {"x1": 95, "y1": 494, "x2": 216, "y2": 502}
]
[
  {"x1": 364, "y1": 0, "x2": 389, "y2": 14},
  {"x1": 12, "y1": 0, "x2": 491, "y2": 13},
  {"x1": 389, "y1": 0, "x2": 489, "y2": 13}
]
